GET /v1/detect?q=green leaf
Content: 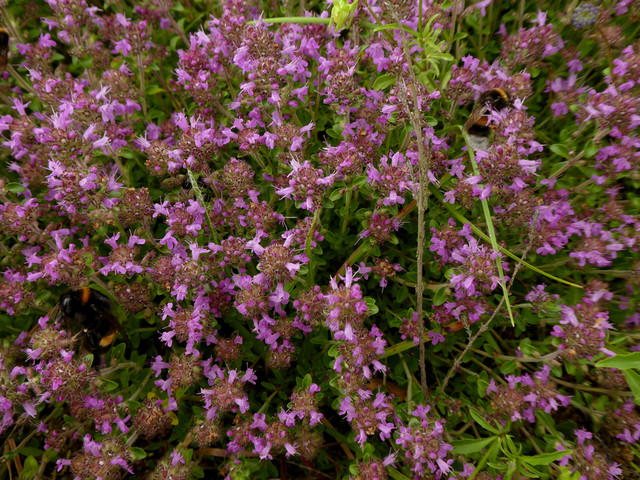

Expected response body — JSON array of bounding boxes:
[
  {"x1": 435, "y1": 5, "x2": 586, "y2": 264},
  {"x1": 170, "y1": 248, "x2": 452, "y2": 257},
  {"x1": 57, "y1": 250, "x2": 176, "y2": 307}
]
[
  {"x1": 110, "y1": 342, "x2": 125, "y2": 359},
  {"x1": 557, "y1": 466, "x2": 583, "y2": 479},
  {"x1": 147, "y1": 86, "x2": 166, "y2": 95},
  {"x1": 118, "y1": 148, "x2": 137, "y2": 159},
  {"x1": 416, "y1": 71, "x2": 436, "y2": 89},
  {"x1": 35, "y1": 290, "x2": 53, "y2": 303},
  {"x1": 429, "y1": 53, "x2": 454, "y2": 61},
  {"x1": 364, "y1": 297, "x2": 379, "y2": 315},
  {"x1": 476, "y1": 374, "x2": 490, "y2": 398},
  {"x1": 550, "y1": 144, "x2": 570, "y2": 159},
  {"x1": 383, "y1": 339, "x2": 416, "y2": 358},
  {"x1": 521, "y1": 449, "x2": 572, "y2": 466},
  {"x1": 169, "y1": 35, "x2": 181, "y2": 50},
  {"x1": 402, "y1": 270, "x2": 417, "y2": 284},
  {"x1": 18, "y1": 447, "x2": 43, "y2": 457},
  {"x1": 192, "y1": 465, "x2": 205, "y2": 478},
  {"x1": 499, "y1": 359, "x2": 518, "y2": 375},
  {"x1": 388, "y1": 467, "x2": 411, "y2": 480},
  {"x1": 582, "y1": 139, "x2": 598, "y2": 158},
  {"x1": 6, "y1": 182, "x2": 26, "y2": 193},
  {"x1": 329, "y1": 188, "x2": 344, "y2": 202},
  {"x1": 375, "y1": 23, "x2": 418, "y2": 36},
  {"x1": 596, "y1": 352, "x2": 640, "y2": 370},
  {"x1": 43, "y1": 449, "x2": 58, "y2": 462},
  {"x1": 301, "y1": 374, "x2": 313, "y2": 389},
  {"x1": 396, "y1": 287, "x2": 410, "y2": 303},
  {"x1": 451, "y1": 436, "x2": 497, "y2": 454},
  {"x1": 424, "y1": 116, "x2": 438, "y2": 126},
  {"x1": 101, "y1": 378, "x2": 120, "y2": 392},
  {"x1": 63, "y1": 414, "x2": 77, "y2": 424},
  {"x1": 502, "y1": 433, "x2": 519, "y2": 454},
  {"x1": 373, "y1": 73, "x2": 397, "y2": 91},
  {"x1": 432, "y1": 287, "x2": 447, "y2": 306},
  {"x1": 182, "y1": 448, "x2": 194, "y2": 463},
  {"x1": 469, "y1": 408, "x2": 500, "y2": 434},
  {"x1": 623, "y1": 370, "x2": 640, "y2": 405},
  {"x1": 81, "y1": 353, "x2": 95, "y2": 365},
  {"x1": 21, "y1": 456, "x2": 39, "y2": 479},
  {"x1": 309, "y1": 331, "x2": 329, "y2": 345},
  {"x1": 129, "y1": 447, "x2": 147, "y2": 460},
  {"x1": 120, "y1": 367, "x2": 129, "y2": 388}
]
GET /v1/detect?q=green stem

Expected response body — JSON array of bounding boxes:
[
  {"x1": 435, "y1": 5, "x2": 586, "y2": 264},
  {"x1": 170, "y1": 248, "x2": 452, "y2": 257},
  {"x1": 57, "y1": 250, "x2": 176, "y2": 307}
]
[
  {"x1": 0, "y1": 7, "x2": 23, "y2": 44},
  {"x1": 113, "y1": 154, "x2": 132, "y2": 186},
  {"x1": 6, "y1": 64, "x2": 36, "y2": 95},
  {"x1": 187, "y1": 168, "x2": 217, "y2": 243},
  {"x1": 137, "y1": 53, "x2": 147, "y2": 117},
  {"x1": 400, "y1": 355, "x2": 413, "y2": 410},
  {"x1": 341, "y1": 190, "x2": 351, "y2": 235},
  {"x1": 257, "y1": 390, "x2": 279, "y2": 414},
  {"x1": 162, "y1": 0, "x2": 189, "y2": 46},
  {"x1": 462, "y1": 130, "x2": 514, "y2": 325},
  {"x1": 427, "y1": 190, "x2": 583, "y2": 289},
  {"x1": 305, "y1": 207, "x2": 321, "y2": 287},
  {"x1": 250, "y1": 17, "x2": 330, "y2": 25}
]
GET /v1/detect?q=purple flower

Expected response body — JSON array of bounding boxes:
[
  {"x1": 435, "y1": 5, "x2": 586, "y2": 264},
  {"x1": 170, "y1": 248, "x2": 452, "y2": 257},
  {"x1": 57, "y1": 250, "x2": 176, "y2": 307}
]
[{"x1": 366, "y1": 152, "x2": 414, "y2": 206}]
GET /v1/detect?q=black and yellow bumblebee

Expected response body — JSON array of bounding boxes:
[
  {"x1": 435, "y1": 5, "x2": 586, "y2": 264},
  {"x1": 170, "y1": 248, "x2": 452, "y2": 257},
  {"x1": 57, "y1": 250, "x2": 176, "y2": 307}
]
[
  {"x1": 58, "y1": 287, "x2": 128, "y2": 357},
  {"x1": 464, "y1": 87, "x2": 512, "y2": 137},
  {"x1": 0, "y1": 27, "x2": 9, "y2": 70}
]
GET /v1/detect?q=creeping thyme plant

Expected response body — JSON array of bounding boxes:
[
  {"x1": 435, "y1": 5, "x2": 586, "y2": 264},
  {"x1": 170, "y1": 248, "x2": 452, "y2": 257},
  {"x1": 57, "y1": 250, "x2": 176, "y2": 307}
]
[{"x1": 1, "y1": 0, "x2": 640, "y2": 478}]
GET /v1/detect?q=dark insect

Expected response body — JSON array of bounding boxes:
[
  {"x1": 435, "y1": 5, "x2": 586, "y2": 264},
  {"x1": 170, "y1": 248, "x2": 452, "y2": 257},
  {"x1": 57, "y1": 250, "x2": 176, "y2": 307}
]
[
  {"x1": 464, "y1": 88, "x2": 512, "y2": 137},
  {"x1": 59, "y1": 287, "x2": 128, "y2": 357},
  {"x1": 0, "y1": 27, "x2": 8, "y2": 70}
]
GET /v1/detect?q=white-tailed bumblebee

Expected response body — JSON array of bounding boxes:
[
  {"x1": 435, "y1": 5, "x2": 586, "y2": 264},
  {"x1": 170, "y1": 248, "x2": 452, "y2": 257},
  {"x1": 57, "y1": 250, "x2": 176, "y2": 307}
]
[
  {"x1": 59, "y1": 287, "x2": 127, "y2": 356},
  {"x1": 0, "y1": 27, "x2": 9, "y2": 70},
  {"x1": 464, "y1": 87, "x2": 512, "y2": 138}
]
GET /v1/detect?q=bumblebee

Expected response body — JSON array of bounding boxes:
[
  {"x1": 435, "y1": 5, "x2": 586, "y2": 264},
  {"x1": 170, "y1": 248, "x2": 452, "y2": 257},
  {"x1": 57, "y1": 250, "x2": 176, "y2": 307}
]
[
  {"x1": 59, "y1": 287, "x2": 127, "y2": 355},
  {"x1": 0, "y1": 27, "x2": 8, "y2": 70},
  {"x1": 464, "y1": 88, "x2": 512, "y2": 137}
]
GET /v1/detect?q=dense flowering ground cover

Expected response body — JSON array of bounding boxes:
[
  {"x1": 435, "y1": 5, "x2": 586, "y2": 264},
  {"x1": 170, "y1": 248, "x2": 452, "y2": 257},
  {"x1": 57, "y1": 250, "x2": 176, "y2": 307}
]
[{"x1": 0, "y1": 0, "x2": 639, "y2": 478}]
